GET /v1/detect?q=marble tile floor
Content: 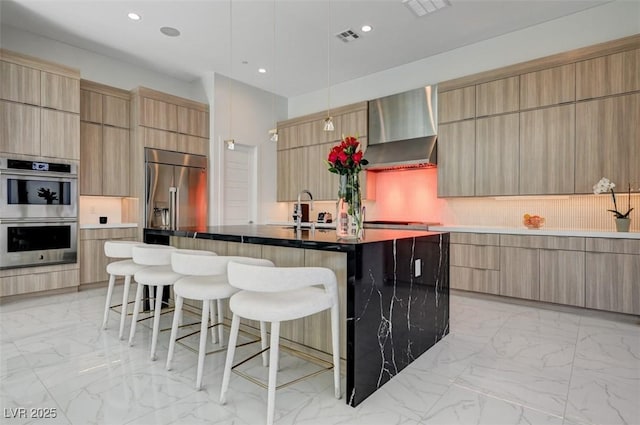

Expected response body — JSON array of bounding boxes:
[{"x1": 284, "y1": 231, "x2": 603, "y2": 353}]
[{"x1": 1, "y1": 286, "x2": 638, "y2": 425}]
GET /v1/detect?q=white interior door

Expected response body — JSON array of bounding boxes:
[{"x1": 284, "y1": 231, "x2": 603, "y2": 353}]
[{"x1": 223, "y1": 143, "x2": 256, "y2": 225}]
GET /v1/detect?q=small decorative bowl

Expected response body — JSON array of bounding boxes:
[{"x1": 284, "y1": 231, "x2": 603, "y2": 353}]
[{"x1": 523, "y1": 215, "x2": 545, "y2": 229}]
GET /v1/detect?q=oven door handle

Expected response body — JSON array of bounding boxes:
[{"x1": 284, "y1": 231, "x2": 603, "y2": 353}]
[
  {"x1": 0, "y1": 217, "x2": 78, "y2": 224},
  {"x1": 0, "y1": 169, "x2": 78, "y2": 179}
]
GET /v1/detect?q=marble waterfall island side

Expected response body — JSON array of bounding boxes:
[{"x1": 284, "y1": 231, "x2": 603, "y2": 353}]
[{"x1": 145, "y1": 225, "x2": 450, "y2": 406}]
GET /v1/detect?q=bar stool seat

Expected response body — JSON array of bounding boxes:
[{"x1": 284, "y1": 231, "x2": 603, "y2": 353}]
[
  {"x1": 169, "y1": 274, "x2": 235, "y2": 300},
  {"x1": 102, "y1": 240, "x2": 146, "y2": 340},
  {"x1": 230, "y1": 287, "x2": 332, "y2": 322}
]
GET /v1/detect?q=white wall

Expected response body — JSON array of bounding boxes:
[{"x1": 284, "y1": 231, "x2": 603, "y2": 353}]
[
  {"x1": 289, "y1": 1, "x2": 640, "y2": 117},
  {"x1": 1, "y1": 24, "x2": 206, "y2": 102},
  {"x1": 208, "y1": 73, "x2": 287, "y2": 225}
]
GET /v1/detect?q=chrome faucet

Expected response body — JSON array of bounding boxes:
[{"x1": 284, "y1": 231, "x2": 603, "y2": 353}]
[{"x1": 294, "y1": 189, "x2": 314, "y2": 231}]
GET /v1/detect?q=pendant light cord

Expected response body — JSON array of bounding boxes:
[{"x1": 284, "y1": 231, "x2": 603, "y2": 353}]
[
  {"x1": 229, "y1": 0, "x2": 233, "y2": 139},
  {"x1": 327, "y1": 0, "x2": 331, "y2": 120}
]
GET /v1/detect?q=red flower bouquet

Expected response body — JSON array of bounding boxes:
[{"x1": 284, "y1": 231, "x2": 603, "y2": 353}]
[{"x1": 327, "y1": 136, "x2": 368, "y2": 175}]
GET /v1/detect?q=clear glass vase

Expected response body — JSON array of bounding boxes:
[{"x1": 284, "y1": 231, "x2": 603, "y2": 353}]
[{"x1": 336, "y1": 173, "x2": 363, "y2": 239}]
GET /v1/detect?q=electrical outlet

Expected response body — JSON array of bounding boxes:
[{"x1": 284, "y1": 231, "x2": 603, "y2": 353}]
[{"x1": 414, "y1": 259, "x2": 422, "y2": 277}]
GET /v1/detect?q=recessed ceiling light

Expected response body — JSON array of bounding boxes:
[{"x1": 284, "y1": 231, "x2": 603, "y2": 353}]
[
  {"x1": 258, "y1": 68, "x2": 267, "y2": 74},
  {"x1": 160, "y1": 26, "x2": 181, "y2": 37},
  {"x1": 127, "y1": 12, "x2": 141, "y2": 21},
  {"x1": 361, "y1": 25, "x2": 372, "y2": 32}
]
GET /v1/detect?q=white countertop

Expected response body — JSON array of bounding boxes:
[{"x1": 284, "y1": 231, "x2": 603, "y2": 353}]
[
  {"x1": 80, "y1": 223, "x2": 138, "y2": 229},
  {"x1": 429, "y1": 225, "x2": 640, "y2": 239}
]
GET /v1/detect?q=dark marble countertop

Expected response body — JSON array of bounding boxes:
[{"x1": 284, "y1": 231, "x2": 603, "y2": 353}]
[{"x1": 145, "y1": 225, "x2": 443, "y2": 251}]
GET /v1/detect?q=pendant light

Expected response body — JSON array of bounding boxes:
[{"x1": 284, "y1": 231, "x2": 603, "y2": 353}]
[{"x1": 323, "y1": 0, "x2": 334, "y2": 132}]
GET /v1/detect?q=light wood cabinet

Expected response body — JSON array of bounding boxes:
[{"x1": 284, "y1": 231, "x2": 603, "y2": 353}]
[
  {"x1": 585, "y1": 252, "x2": 640, "y2": 315},
  {"x1": 80, "y1": 89, "x2": 103, "y2": 123},
  {"x1": 102, "y1": 126, "x2": 130, "y2": 196},
  {"x1": 143, "y1": 127, "x2": 177, "y2": 152},
  {"x1": 450, "y1": 267, "x2": 500, "y2": 295},
  {"x1": 103, "y1": 95, "x2": 130, "y2": 128},
  {"x1": 307, "y1": 143, "x2": 338, "y2": 201},
  {"x1": 80, "y1": 122, "x2": 103, "y2": 195},
  {"x1": 41, "y1": 72, "x2": 80, "y2": 113},
  {"x1": 335, "y1": 109, "x2": 367, "y2": 139},
  {"x1": 437, "y1": 120, "x2": 475, "y2": 197},
  {"x1": 140, "y1": 97, "x2": 178, "y2": 131},
  {"x1": 79, "y1": 228, "x2": 137, "y2": 286},
  {"x1": 519, "y1": 104, "x2": 575, "y2": 195},
  {"x1": 475, "y1": 113, "x2": 519, "y2": 196},
  {"x1": 520, "y1": 63, "x2": 575, "y2": 109},
  {"x1": 450, "y1": 244, "x2": 499, "y2": 270},
  {"x1": 277, "y1": 148, "x2": 305, "y2": 201},
  {"x1": 41, "y1": 109, "x2": 80, "y2": 160},
  {"x1": 178, "y1": 134, "x2": 209, "y2": 156},
  {"x1": 277, "y1": 125, "x2": 297, "y2": 151},
  {"x1": 0, "y1": 100, "x2": 40, "y2": 156},
  {"x1": 0, "y1": 60, "x2": 40, "y2": 105},
  {"x1": 575, "y1": 92, "x2": 640, "y2": 193},
  {"x1": 177, "y1": 106, "x2": 208, "y2": 138},
  {"x1": 476, "y1": 76, "x2": 519, "y2": 117},
  {"x1": 298, "y1": 120, "x2": 326, "y2": 147},
  {"x1": 449, "y1": 232, "x2": 500, "y2": 295},
  {"x1": 500, "y1": 246, "x2": 539, "y2": 300},
  {"x1": 539, "y1": 249, "x2": 585, "y2": 307},
  {"x1": 576, "y1": 48, "x2": 640, "y2": 100},
  {"x1": 439, "y1": 86, "x2": 475, "y2": 123}
]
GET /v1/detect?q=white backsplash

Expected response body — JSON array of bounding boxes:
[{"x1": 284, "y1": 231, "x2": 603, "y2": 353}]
[{"x1": 79, "y1": 196, "x2": 128, "y2": 225}]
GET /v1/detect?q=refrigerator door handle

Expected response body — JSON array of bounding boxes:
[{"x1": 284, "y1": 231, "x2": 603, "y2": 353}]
[{"x1": 169, "y1": 186, "x2": 177, "y2": 230}]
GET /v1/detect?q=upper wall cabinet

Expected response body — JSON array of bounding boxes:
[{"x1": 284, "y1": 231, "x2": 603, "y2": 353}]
[
  {"x1": 475, "y1": 113, "x2": 519, "y2": 196},
  {"x1": 177, "y1": 106, "x2": 209, "y2": 138},
  {"x1": 140, "y1": 97, "x2": 178, "y2": 132},
  {"x1": 0, "y1": 61, "x2": 40, "y2": 105},
  {"x1": 41, "y1": 72, "x2": 80, "y2": 113},
  {"x1": 439, "y1": 86, "x2": 475, "y2": 123},
  {"x1": 520, "y1": 63, "x2": 575, "y2": 109},
  {"x1": 103, "y1": 95, "x2": 130, "y2": 128},
  {"x1": 437, "y1": 120, "x2": 475, "y2": 197},
  {"x1": 576, "y1": 48, "x2": 640, "y2": 100},
  {"x1": 476, "y1": 76, "x2": 519, "y2": 117},
  {"x1": 80, "y1": 89, "x2": 102, "y2": 123}
]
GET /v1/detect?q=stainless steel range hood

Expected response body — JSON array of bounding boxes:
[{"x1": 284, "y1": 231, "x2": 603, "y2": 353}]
[{"x1": 365, "y1": 85, "x2": 437, "y2": 171}]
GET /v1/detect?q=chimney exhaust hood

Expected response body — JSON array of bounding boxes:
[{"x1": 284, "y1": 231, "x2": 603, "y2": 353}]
[{"x1": 364, "y1": 85, "x2": 437, "y2": 171}]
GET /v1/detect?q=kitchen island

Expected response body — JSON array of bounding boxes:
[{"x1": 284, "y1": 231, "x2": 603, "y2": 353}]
[{"x1": 145, "y1": 225, "x2": 449, "y2": 406}]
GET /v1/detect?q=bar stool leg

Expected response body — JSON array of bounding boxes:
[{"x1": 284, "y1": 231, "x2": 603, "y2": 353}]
[
  {"x1": 118, "y1": 275, "x2": 132, "y2": 340},
  {"x1": 331, "y1": 304, "x2": 341, "y2": 399},
  {"x1": 220, "y1": 313, "x2": 241, "y2": 405},
  {"x1": 102, "y1": 274, "x2": 116, "y2": 329},
  {"x1": 166, "y1": 295, "x2": 183, "y2": 371},
  {"x1": 150, "y1": 285, "x2": 164, "y2": 361},
  {"x1": 266, "y1": 321, "x2": 280, "y2": 425},
  {"x1": 196, "y1": 298, "x2": 210, "y2": 390},
  {"x1": 128, "y1": 283, "x2": 144, "y2": 346},
  {"x1": 217, "y1": 299, "x2": 225, "y2": 347},
  {"x1": 260, "y1": 321, "x2": 269, "y2": 367},
  {"x1": 210, "y1": 300, "x2": 218, "y2": 344}
]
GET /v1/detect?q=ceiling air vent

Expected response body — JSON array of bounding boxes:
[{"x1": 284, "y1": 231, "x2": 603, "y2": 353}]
[
  {"x1": 403, "y1": 0, "x2": 451, "y2": 17},
  {"x1": 335, "y1": 29, "x2": 360, "y2": 43}
]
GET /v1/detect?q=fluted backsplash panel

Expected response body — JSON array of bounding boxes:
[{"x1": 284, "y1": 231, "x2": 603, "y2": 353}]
[{"x1": 442, "y1": 194, "x2": 639, "y2": 232}]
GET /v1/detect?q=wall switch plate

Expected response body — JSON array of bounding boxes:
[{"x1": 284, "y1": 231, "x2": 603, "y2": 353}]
[{"x1": 415, "y1": 259, "x2": 422, "y2": 277}]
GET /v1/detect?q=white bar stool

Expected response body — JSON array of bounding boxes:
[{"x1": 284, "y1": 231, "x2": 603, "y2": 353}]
[
  {"x1": 102, "y1": 241, "x2": 147, "y2": 339},
  {"x1": 220, "y1": 262, "x2": 341, "y2": 425},
  {"x1": 128, "y1": 245, "x2": 186, "y2": 361},
  {"x1": 166, "y1": 253, "x2": 274, "y2": 390}
]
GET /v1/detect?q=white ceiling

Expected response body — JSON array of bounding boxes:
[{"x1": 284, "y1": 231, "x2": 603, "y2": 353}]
[{"x1": 0, "y1": 0, "x2": 609, "y2": 98}]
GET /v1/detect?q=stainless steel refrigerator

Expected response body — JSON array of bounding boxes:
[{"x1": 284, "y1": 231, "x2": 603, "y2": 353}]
[{"x1": 145, "y1": 148, "x2": 207, "y2": 229}]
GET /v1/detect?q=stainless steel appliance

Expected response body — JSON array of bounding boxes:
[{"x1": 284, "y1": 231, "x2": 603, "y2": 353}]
[
  {"x1": 145, "y1": 148, "x2": 208, "y2": 229},
  {"x1": 0, "y1": 157, "x2": 78, "y2": 219},
  {"x1": 0, "y1": 219, "x2": 77, "y2": 269},
  {"x1": 365, "y1": 85, "x2": 438, "y2": 171}
]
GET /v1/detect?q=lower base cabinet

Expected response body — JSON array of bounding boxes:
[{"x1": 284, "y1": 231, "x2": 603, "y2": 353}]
[
  {"x1": 539, "y1": 249, "x2": 585, "y2": 307},
  {"x1": 79, "y1": 228, "x2": 137, "y2": 286},
  {"x1": 586, "y1": 252, "x2": 640, "y2": 315},
  {"x1": 451, "y1": 266, "x2": 499, "y2": 295},
  {"x1": 500, "y1": 247, "x2": 539, "y2": 300}
]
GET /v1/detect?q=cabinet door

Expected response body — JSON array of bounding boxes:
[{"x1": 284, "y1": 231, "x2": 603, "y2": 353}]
[
  {"x1": 519, "y1": 104, "x2": 575, "y2": 194},
  {"x1": 143, "y1": 127, "x2": 177, "y2": 151},
  {"x1": 80, "y1": 90, "x2": 102, "y2": 123},
  {"x1": 450, "y1": 244, "x2": 500, "y2": 270},
  {"x1": 476, "y1": 76, "x2": 519, "y2": 117},
  {"x1": 0, "y1": 61, "x2": 40, "y2": 105},
  {"x1": 337, "y1": 109, "x2": 367, "y2": 139},
  {"x1": 575, "y1": 93, "x2": 640, "y2": 193},
  {"x1": 0, "y1": 100, "x2": 40, "y2": 156},
  {"x1": 475, "y1": 113, "x2": 519, "y2": 196},
  {"x1": 41, "y1": 109, "x2": 80, "y2": 160},
  {"x1": 576, "y1": 48, "x2": 640, "y2": 100},
  {"x1": 177, "y1": 106, "x2": 208, "y2": 138},
  {"x1": 585, "y1": 252, "x2": 640, "y2": 315},
  {"x1": 450, "y1": 266, "x2": 500, "y2": 295},
  {"x1": 41, "y1": 72, "x2": 80, "y2": 113},
  {"x1": 298, "y1": 120, "x2": 325, "y2": 147},
  {"x1": 500, "y1": 246, "x2": 539, "y2": 300},
  {"x1": 520, "y1": 63, "x2": 575, "y2": 109},
  {"x1": 140, "y1": 97, "x2": 177, "y2": 131},
  {"x1": 307, "y1": 143, "x2": 340, "y2": 200},
  {"x1": 437, "y1": 120, "x2": 475, "y2": 197},
  {"x1": 439, "y1": 86, "x2": 475, "y2": 123},
  {"x1": 178, "y1": 134, "x2": 208, "y2": 156},
  {"x1": 539, "y1": 249, "x2": 585, "y2": 307},
  {"x1": 79, "y1": 239, "x2": 108, "y2": 285},
  {"x1": 80, "y1": 122, "x2": 102, "y2": 195},
  {"x1": 277, "y1": 148, "x2": 305, "y2": 201},
  {"x1": 103, "y1": 95, "x2": 130, "y2": 128},
  {"x1": 277, "y1": 125, "x2": 297, "y2": 150},
  {"x1": 102, "y1": 126, "x2": 129, "y2": 196}
]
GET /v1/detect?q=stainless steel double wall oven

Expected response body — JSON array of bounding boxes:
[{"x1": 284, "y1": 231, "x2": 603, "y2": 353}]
[{"x1": 0, "y1": 157, "x2": 78, "y2": 269}]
